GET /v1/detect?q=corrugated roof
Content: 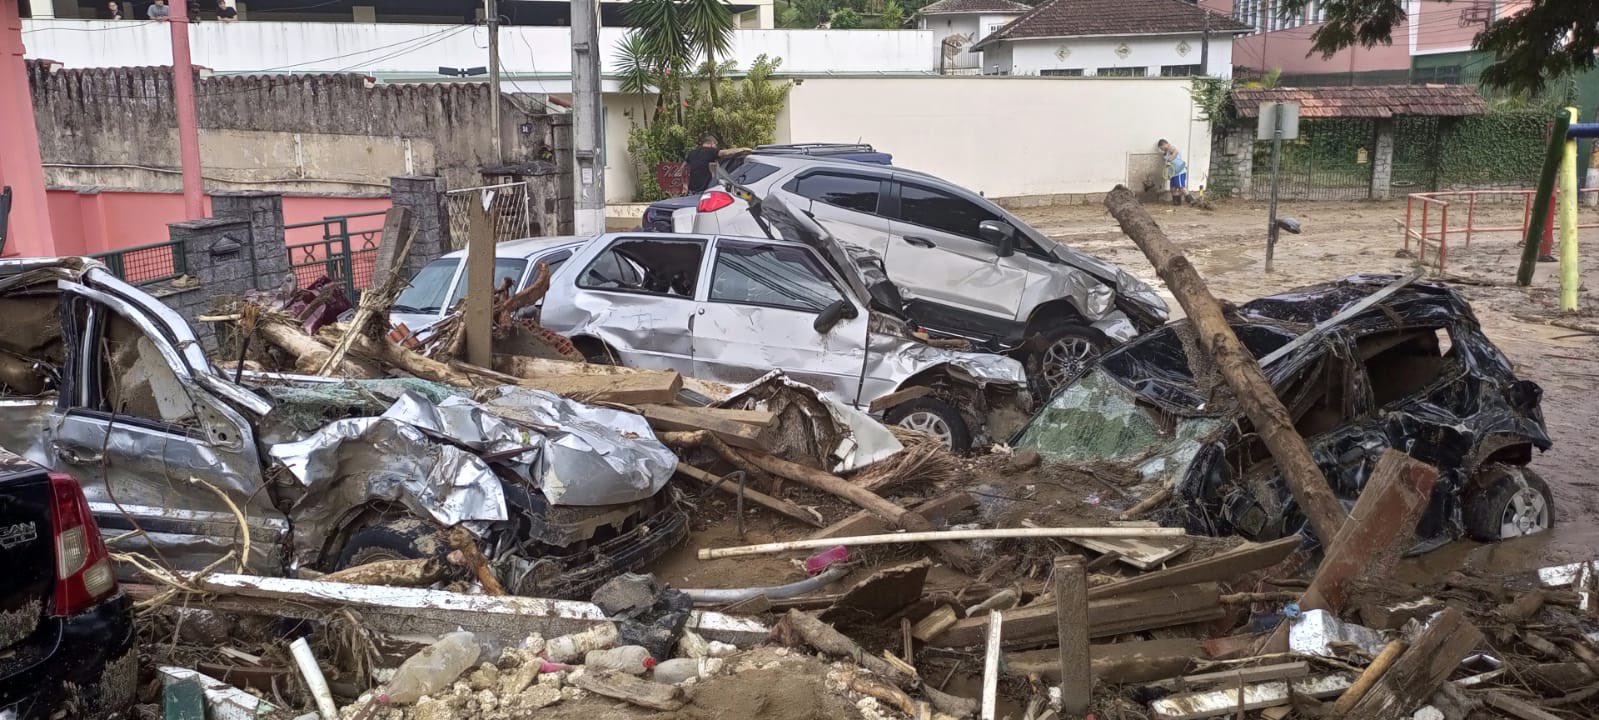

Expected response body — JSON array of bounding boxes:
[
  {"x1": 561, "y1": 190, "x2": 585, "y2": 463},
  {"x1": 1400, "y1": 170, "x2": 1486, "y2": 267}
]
[
  {"x1": 977, "y1": 0, "x2": 1251, "y2": 47},
  {"x1": 1233, "y1": 85, "x2": 1488, "y2": 118},
  {"x1": 919, "y1": 0, "x2": 1032, "y2": 15}
]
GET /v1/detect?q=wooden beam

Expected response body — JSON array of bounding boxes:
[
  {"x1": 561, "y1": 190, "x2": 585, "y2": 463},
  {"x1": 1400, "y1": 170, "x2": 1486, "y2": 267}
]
[
  {"x1": 1066, "y1": 536, "x2": 1193, "y2": 571},
  {"x1": 981, "y1": 610, "x2": 1003, "y2": 720},
  {"x1": 1150, "y1": 674, "x2": 1353, "y2": 719},
  {"x1": 639, "y1": 403, "x2": 771, "y2": 450},
  {"x1": 1009, "y1": 638, "x2": 1202, "y2": 685},
  {"x1": 496, "y1": 358, "x2": 683, "y2": 404},
  {"x1": 1180, "y1": 661, "x2": 1309, "y2": 687},
  {"x1": 674, "y1": 462, "x2": 824, "y2": 528},
  {"x1": 1103, "y1": 185, "x2": 1348, "y2": 544},
  {"x1": 868, "y1": 385, "x2": 933, "y2": 413},
  {"x1": 1481, "y1": 692, "x2": 1565, "y2": 720},
  {"x1": 1054, "y1": 557, "x2": 1091, "y2": 716},
  {"x1": 1344, "y1": 607, "x2": 1483, "y2": 720},
  {"x1": 912, "y1": 606, "x2": 959, "y2": 642},
  {"x1": 931, "y1": 583, "x2": 1223, "y2": 648},
  {"x1": 1088, "y1": 537, "x2": 1300, "y2": 599},
  {"x1": 811, "y1": 491, "x2": 974, "y2": 540},
  {"x1": 464, "y1": 197, "x2": 494, "y2": 367}
]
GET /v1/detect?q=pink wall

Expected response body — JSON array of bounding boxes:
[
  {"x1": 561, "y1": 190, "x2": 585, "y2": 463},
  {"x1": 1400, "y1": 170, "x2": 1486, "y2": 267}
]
[
  {"x1": 1199, "y1": 0, "x2": 1412, "y2": 76},
  {"x1": 42, "y1": 189, "x2": 389, "y2": 257},
  {"x1": 1414, "y1": 0, "x2": 1528, "y2": 54}
]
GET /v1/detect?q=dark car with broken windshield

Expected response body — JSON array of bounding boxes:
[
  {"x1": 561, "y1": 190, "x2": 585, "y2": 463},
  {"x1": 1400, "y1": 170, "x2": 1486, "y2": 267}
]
[{"x1": 1015, "y1": 275, "x2": 1552, "y2": 548}]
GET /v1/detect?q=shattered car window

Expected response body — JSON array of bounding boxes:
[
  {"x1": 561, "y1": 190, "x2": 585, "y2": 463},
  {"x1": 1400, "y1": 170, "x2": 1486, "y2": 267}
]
[
  {"x1": 97, "y1": 314, "x2": 198, "y2": 428},
  {"x1": 447, "y1": 259, "x2": 528, "y2": 307},
  {"x1": 709, "y1": 241, "x2": 845, "y2": 313},
  {"x1": 1356, "y1": 327, "x2": 1456, "y2": 408},
  {"x1": 1097, "y1": 323, "x2": 1297, "y2": 411},
  {"x1": 0, "y1": 295, "x2": 65, "y2": 397},
  {"x1": 394, "y1": 258, "x2": 459, "y2": 314},
  {"x1": 578, "y1": 238, "x2": 704, "y2": 298}
]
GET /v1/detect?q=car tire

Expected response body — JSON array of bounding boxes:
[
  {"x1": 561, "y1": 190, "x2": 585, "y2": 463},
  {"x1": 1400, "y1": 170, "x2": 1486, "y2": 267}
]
[
  {"x1": 1027, "y1": 324, "x2": 1108, "y2": 400},
  {"x1": 334, "y1": 516, "x2": 444, "y2": 570},
  {"x1": 886, "y1": 397, "x2": 972, "y2": 453},
  {"x1": 1464, "y1": 464, "x2": 1554, "y2": 542}
]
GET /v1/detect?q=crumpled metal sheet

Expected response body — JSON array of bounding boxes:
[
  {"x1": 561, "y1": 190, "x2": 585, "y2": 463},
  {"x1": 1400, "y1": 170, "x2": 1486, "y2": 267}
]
[
  {"x1": 475, "y1": 386, "x2": 677, "y2": 506},
  {"x1": 882, "y1": 342, "x2": 1028, "y2": 386},
  {"x1": 719, "y1": 370, "x2": 903, "y2": 473},
  {"x1": 267, "y1": 411, "x2": 508, "y2": 566}
]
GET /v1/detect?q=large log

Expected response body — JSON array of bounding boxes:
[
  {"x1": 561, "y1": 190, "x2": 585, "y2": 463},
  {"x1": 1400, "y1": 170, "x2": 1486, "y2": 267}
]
[
  {"x1": 257, "y1": 320, "x2": 380, "y2": 377},
  {"x1": 317, "y1": 206, "x2": 414, "y2": 376},
  {"x1": 1103, "y1": 185, "x2": 1347, "y2": 544}
]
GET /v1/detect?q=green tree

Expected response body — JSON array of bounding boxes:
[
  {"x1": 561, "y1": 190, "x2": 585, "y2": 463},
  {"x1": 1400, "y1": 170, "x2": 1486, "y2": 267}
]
[
  {"x1": 1275, "y1": 0, "x2": 1598, "y2": 94},
  {"x1": 618, "y1": 0, "x2": 736, "y2": 115},
  {"x1": 829, "y1": 7, "x2": 863, "y2": 28},
  {"x1": 876, "y1": 0, "x2": 907, "y2": 29}
]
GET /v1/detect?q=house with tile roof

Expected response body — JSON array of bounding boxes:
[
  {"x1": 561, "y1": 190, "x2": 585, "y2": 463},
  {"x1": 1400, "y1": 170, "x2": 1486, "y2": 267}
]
[
  {"x1": 972, "y1": 0, "x2": 1251, "y2": 78},
  {"x1": 917, "y1": 0, "x2": 1033, "y2": 74}
]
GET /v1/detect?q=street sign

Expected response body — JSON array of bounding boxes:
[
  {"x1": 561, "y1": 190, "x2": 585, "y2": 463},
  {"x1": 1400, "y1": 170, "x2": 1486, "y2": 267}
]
[{"x1": 1257, "y1": 101, "x2": 1301, "y2": 141}]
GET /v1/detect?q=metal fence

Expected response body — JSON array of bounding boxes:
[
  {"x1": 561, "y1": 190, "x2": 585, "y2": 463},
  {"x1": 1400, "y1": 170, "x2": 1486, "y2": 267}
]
[
  {"x1": 447, "y1": 181, "x2": 533, "y2": 250},
  {"x1": 88, "y1": 239, "x2": 187, "y2": 286},
  {"x1": 284, "y1": 209, "x2": 388, "y2": 297},
  {"x1": 938, "y1": 37, "x2": 983, "y2": 76},
  {"x1": 1249, "y1": 117, "x2": 1444, "y2": 201}
]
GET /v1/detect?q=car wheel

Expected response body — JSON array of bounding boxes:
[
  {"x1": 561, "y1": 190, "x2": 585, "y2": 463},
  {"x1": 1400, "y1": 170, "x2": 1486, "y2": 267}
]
[
  {"x1": 1028, "y1": 324, "x2": 1107, "y2": 399},
  {"x1": 334, "y1": 516, "x2": 444, "y2": 570},
  {"x1": 1464, "y1": 464, "x2": 1554, "y2": 542},
  {"x1": 886, "y1": 397, "x2": 972, "y2": 453}
]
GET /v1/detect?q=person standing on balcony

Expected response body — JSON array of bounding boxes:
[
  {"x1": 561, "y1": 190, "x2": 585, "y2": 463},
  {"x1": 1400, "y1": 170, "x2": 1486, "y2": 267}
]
[
  {"x1": 1158, "y1": 139, "x2": 1187, "y2": 207},
  {"x1": 684, "y1": 134, "x2": 750, "y2": 195},
  {"x1": 147, "y1": 0, "x2": 170, "y2": 20},
  {"x1": 100, "y1": 1, "x2": 123, "y2": 19}
]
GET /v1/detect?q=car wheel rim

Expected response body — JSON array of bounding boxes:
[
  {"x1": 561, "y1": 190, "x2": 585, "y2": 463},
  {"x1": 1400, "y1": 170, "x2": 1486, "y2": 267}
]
[
  {"x1": 899, "y1": 411, "x2": 953, "y2": 449},
  {"x1": 1041, "y1": 336, "x2": 1098, "y2": 392},
  {"x1": 1499, "y1": 485, "x2": 1550, "y2": 538}
]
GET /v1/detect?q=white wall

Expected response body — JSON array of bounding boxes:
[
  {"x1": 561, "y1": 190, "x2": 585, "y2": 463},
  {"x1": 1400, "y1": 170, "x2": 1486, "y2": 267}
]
[
  {"x1": 1000, "y1": 33, "x2": 1233, "y2": 78},
  {"x1": 19, "y1": 20, "x2": 940, "y2": 77},
  {"x1": 778, "y1": 75, "x2": 1211, "y2": 198}
]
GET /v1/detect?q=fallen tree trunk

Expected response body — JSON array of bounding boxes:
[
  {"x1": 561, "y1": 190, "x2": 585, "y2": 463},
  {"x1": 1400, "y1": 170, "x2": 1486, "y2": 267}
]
[
  {"x1": 257, "y1": 319, "x2": 381, "y2": 377},
  {"x1": 1103, "y1": 185, "x2": 1348, "y2": 544}
]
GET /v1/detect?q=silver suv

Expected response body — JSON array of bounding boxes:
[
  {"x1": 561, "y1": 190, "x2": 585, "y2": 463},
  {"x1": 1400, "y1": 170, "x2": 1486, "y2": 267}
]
[{"x1": 686, "y1": 155, "x2": 1169, "y2": 395}]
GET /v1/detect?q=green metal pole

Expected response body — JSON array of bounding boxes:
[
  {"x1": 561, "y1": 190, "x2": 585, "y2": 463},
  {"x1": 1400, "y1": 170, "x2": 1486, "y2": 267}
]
[{"x1": 1517, "y1": 108, "x2": 1574, "y2": 286}]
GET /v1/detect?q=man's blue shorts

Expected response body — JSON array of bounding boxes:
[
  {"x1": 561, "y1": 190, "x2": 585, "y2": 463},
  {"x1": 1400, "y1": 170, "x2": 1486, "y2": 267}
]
[{"x1": 1169, "y1": 172, "x2": 1187, "y2": 190}]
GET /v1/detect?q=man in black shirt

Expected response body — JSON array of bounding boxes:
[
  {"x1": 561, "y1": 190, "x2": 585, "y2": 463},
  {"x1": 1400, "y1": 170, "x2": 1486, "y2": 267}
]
[{"x1": 683, "y1": 134, "x2": 749, "y2": 194}]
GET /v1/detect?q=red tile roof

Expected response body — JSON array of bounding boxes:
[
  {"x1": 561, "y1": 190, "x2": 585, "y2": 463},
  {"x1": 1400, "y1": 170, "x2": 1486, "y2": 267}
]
[
  {"x1": 1233, "y1": 85, "x2": 1489, "y2": 118},
  {"x1": 976, "y1": 0, "x2": 1251, "y2": 47}
]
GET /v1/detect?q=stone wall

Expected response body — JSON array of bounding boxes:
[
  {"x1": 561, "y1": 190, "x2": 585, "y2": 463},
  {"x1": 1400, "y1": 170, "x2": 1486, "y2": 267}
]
[{"x1": 27, "y1": 61, "x2": 568, "y2": 209}]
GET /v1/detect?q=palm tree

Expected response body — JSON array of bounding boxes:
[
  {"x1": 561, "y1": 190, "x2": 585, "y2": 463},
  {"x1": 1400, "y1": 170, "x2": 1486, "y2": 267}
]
[
  {"x1": 622, "y1": 0, "x2": 735, "y2": 109},
  {"x1": 681, "y1": 0, "x2": 735, "y2": 102}
]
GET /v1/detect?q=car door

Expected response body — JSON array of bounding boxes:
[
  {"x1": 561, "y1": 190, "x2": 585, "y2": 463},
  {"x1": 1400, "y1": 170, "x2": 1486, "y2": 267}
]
[
  {"x1": 885, "y1": 178, "x2": 1028, "y2": 321},
  {"x1": 51, "y1": 283, "x2": 285, "y2": 574},
  {"x1": 560, "y1": 236, "x2": 707, "y2": 372},
  {"x1": 693, "y1": 237, "x2": 870, "y2": 405},
  {"x1": 773, "y1": 170, "x2": 893, "y2": 258}
]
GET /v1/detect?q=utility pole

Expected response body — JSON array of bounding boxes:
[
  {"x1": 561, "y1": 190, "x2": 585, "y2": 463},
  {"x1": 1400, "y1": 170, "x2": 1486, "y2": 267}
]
[
  {"x1": 1200, "y1": 10, "x2": 1210, "y2": 76},
  {"x1": 486, "y1": 0, "x2": 503, "y2": 163},
  {"x1": 571, "y1": 0, "x2": 607, "y2": 235},
  {"x1": 170, "y1": 0, "x2": 204, "y2": 219}
]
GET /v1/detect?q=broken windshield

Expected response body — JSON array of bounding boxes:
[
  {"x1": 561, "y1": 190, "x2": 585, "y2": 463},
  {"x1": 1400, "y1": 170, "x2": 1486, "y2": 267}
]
[
  {"x1": 1015, "y1": 370, "x2": 1219, "y2": 482},
  {"x1": 1096, "y1": 323, "x2": 1298, "y2": 411}
]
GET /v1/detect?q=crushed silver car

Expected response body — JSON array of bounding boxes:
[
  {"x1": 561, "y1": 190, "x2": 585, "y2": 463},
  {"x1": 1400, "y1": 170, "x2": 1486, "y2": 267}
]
[
  {"x1": 0, "y1": 259, "x2": 686, "y2": 599},
  {"x1": 539, "y1": 196, "x2": 1032, "y2": 453}
]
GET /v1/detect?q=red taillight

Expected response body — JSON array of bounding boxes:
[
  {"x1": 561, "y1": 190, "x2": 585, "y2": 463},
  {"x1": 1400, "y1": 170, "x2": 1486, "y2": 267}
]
[
  {"x1": 697, "y1": 191, "x2": 735, "y2": 213},
  {"x1": 48, "y1": 472, "x2": 116, "y2": 616}
]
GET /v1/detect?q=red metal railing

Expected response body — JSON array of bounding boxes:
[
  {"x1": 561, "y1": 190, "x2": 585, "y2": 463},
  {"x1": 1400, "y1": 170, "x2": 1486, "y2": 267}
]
[{"x1": 1400, "y1": 189, "x2": 1599, "y2": 273}]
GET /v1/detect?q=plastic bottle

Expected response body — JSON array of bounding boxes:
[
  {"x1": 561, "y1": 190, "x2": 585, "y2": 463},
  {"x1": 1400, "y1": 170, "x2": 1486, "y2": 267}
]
[
  {"x1": 544, "y1": 624, "x2": 619, "y2": 663},
  {"x1": 652, "y1": 657, "x2": 725, "y2": 685},
  {"x1": 381, "y1": 631, "x2": 481, "y2": 705},
  {"x1": 584, "y1": 645, "x2": 657, "y2": 675}
]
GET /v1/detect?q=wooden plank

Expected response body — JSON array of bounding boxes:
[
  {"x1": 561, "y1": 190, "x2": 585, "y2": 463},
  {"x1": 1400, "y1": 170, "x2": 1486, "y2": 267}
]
[
  {"x1": 1054, "y1": 557, "x2": 1091, "y2": 716},
  {"x1": 1265, "y1": 450, "x2": 1438, "y2": 653},
  {"x1": 571, "y1": 669, "x2": 685, "y2": 711},
  {"x1": 1088, "y1": 537, "x2": 1300, "y2": 599},
  {"x1": 1481, "y1": 692, "x2": 1565, "y2": 720},
  {"x1": 912, "y1": 606, "x2": 959, "y2": 642},
  {"x1": 674, "y1": 462, "x2": 824, "y2": 528},
  {"x1": 868, "y1": 385, "x2": 933, "y2": 413},
  {"x1": 812, "y1": 491, "x2": 974, "y2": 540},
  {"x1": 1009, "y1": 638, "x2": 1202, "y2": 684},
  {"x1": 640, "y1": 404, "x2": 772, "y2": 450},
  {"x1": 981, "y1": 610, "x2": 1003, "y2": 720},
  {"x1": 1344, "y1": 607, "x2": 1483, "y2": 720},
  {"x1": 1104, "y1": 186, "x2": 1349, "y2": 544},
  {"x1": 1066, "y1": 536, "x2": 1194, "y2": 571},
  {"x1": 931, "y1": 583, "x2": 1222, "y2": 648},
  {"x1": 498, "y1": 356, "x2": 684, "y2": 404},
  {"x1": 1150, "y1": 674, "x2": 1353, "y2": 719},
  {"x1": 1180, "y1": 662, "x2": 1309, "y2": 687}
]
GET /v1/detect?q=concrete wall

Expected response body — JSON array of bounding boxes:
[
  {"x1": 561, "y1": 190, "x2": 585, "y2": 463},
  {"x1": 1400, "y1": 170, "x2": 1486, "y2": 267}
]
[
  {"x1": 998, "y1": 33, "x2": 1233, "y2": 78},
  {"x1": 28, "y1": 63, "x2": 560, "y2": 196},
  {"x1": 777, "y1": 75, "x2": 1211, "y2": 199},
  {"x1": 19, "y1": 20, "x2": 941, "y2": 81},
  {"x1": 44, "y1": 188, "x2": 388, "y2": 255}
]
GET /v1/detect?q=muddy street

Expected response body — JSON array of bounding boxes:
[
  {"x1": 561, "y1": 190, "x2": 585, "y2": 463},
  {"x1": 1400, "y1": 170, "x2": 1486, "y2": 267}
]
[{"x1": 1018, "y1": 197, "x2": 1599, "y2": 571}]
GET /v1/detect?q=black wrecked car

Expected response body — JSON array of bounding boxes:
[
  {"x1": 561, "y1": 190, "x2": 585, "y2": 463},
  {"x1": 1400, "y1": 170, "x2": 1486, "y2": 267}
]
[
  {"x1": 1015, "y1": 275, "x2": 1552, "y2": 548},
  {"x1": 0, "y1": 450, "x2": 135, "y2": 719}
]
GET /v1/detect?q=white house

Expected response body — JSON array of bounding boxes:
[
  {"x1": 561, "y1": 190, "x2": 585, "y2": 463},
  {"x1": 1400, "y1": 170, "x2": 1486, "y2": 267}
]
[
  {"x1": 973, "y1": 0, "x2": 1250, "y2": 78},
  {"x1": 915, "y1": 0, "x2": 1031, "y2": 73}
]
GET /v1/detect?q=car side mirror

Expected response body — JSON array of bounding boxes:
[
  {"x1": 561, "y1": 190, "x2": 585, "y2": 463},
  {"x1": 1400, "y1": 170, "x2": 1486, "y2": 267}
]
[
  {"x1": 980, "y1": 220, "x2": 1016, "y2": 258},
  {"x1": 813, "y1": 298, "x2": 857, "y2": 334}
]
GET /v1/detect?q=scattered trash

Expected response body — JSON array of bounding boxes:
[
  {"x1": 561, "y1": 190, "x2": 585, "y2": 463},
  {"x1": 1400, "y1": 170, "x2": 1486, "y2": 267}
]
[{"x1": 381, "y1": 631, "x2": 481, "y2": 705}]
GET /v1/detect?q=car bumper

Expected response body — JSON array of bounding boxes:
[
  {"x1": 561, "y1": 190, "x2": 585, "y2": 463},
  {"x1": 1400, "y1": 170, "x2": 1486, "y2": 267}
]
[
  {"x1": 511, "y1": 507, "x2": 689, "y2": 600},
  {"x1": 0, "y1": 593, "x2": 136, "y2": 720}
]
